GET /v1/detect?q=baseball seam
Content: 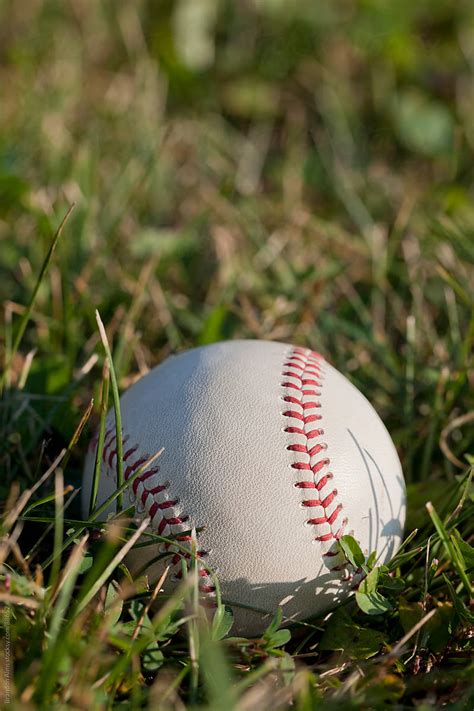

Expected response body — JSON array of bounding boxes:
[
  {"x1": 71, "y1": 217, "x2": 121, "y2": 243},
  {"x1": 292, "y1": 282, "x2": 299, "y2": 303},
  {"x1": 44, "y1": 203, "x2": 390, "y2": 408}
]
[
  {"x1": 281, "y1": 347, "x2": 349, "y2": 571},
  {"x1": 89, "y1": 428, "x2": 216, "y2": 599},
  {"x1": 90, "y1": 344, "x2": 354, "y2": 601}
]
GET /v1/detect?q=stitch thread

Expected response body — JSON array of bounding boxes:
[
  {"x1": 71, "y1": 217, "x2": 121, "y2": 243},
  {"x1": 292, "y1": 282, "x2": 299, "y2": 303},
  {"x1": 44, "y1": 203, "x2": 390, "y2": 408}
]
[
  {"x1": 281, "y1": 347, "x2": 350, "y2": 570},
  {"x1": 95, "y1": 425, "x2": 215, "y2": 599}
]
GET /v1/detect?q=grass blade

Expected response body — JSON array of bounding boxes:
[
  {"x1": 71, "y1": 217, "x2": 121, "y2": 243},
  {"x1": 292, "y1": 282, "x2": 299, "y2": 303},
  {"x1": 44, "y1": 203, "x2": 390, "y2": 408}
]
[
  {"x1": 48, "y1": 468, "x2": 65, "y2": 591},
  {"x1": 90, "y1": 361, "x2": 110, "y2": 513},
  {"x1": 0, "y1": 204, "x2": 75, "y2": 394},
  {"x1": 95, "y1": 310, "x2": 124, "y2": 509},
  {"x1": 35, "y1": 536, "x2": 88, "y2": 703},
  {"x1": 426, "y1": 501, "x2": 472, "y2": 597}
]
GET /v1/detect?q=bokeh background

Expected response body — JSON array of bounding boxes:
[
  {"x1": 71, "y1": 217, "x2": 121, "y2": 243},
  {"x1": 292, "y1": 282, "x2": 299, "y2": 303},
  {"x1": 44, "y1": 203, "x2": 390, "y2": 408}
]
[{"x1": 1, "y1": 0, "x2": 473, "y2": 495}]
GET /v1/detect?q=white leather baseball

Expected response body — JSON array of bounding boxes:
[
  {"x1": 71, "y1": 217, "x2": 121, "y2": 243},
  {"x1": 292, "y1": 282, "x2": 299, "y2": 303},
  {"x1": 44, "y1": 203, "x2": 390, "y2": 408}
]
[{"x1": 82, "y1": 340, "x2": 406, "y2": 635}]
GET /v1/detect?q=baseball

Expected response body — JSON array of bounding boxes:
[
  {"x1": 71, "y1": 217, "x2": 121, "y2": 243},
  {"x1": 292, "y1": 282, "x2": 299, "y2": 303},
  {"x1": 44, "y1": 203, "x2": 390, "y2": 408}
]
[{"x1": 82, "y1": 340, "x2": 406, "y2": 635}]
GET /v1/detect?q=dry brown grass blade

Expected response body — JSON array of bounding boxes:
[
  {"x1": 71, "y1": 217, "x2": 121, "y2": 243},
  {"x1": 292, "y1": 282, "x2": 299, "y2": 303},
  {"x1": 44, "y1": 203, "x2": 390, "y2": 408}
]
[
  {"x1": 440, "y1": 411, "x2": 474, "y2": 469},
  {"x1": 130, "y1": 566, "x2": 171, "y2": 642},
  {"x1": 0, "y1": 593, "x2": 40, "y2": 610},
  {"x1": 0, "y1": 520, "x2": 24, "y2": 568}
]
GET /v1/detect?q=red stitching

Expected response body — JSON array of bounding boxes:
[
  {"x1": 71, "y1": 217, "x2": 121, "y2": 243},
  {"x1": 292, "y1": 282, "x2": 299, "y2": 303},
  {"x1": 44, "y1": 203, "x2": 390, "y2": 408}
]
[
  {"x1": 102, "y1": 431, "x2": 116, "y2": 461},
  {"x1": 282, "y1": 347, "x2": 349, "y2": 571},
  {"x1": 171, "y1": 549, "x2": 207, "y2": 566},
  {"x1": 283, "y1": 410, "x2": 322, "y2": 424},
  {"x1": 284, "y1": 426, "x2": 323, "y2": 440},
  {"x1": 123, "y1": 445, "x2": 138, "y2": 461},
  {"x1": 94, "y1": 425, "x2": 214, "y2": 602},
  {"x1": 283, "y1": 396, "x2": 303, "y2": 406},
  {"x1": 127, "y1": 458, "x2": 149, "y2": 483},
  {"x1": 199, "y1": 584, "x2": 216, "y2": 594},
  {"x1": 137, "y1": 467, "x2": 160, "y2": 483}
]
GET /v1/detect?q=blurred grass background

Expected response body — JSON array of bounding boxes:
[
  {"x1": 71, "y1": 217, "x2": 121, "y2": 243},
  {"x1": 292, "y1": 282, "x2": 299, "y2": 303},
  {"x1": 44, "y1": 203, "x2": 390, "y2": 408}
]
[{"x1": 0, "y1": 2, "x2": 473, "y2": 706}]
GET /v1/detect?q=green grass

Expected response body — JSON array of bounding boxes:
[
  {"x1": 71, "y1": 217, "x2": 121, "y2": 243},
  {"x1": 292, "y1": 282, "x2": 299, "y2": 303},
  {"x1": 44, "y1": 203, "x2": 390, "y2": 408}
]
[{"x1": 0, "y1": 1, "x2": 473, "y2": 708}]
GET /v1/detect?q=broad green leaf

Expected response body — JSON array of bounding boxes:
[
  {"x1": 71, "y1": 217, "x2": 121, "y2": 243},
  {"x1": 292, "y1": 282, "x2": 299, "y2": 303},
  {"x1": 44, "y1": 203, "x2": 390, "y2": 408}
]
[
  {"x1": 379, "y1": 573, "x2": 406, "y2": 591},
  {"x1": 338, "y1": 535, "x2": 366, "y2": 569},
  {"x1": 142, "y1": 645, "x2": 164, "y2": 672},
  {"x1": 366, "y1": 550, "x2": 378, "y2": 570},
  {"x1": 319, "y1": 609, "x2": 384, "y2": 660},
  {"x1": 355, "y1": 589, "x2": 393, "y2": 616},
  {"x1": 359, "y1": 567, "x2": 379, "y2": 595},
  {"x1": 263, "y1": 607, "x2": 283, "y2": 639},
  {"x1": 266, "y1": 628, "x2": 291, "y2": 648},
  {"x1": 211, "y1": 604, "x2": 234, "y2": 640}
]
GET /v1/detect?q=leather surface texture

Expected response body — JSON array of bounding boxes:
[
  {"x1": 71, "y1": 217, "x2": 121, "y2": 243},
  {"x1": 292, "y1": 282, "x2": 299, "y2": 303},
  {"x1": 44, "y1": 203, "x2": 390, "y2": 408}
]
[{"x1": 82, "y1": 339, "x2": 406, "y2": 635}]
